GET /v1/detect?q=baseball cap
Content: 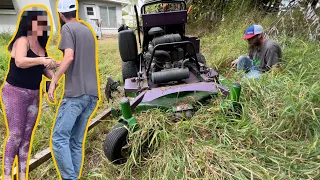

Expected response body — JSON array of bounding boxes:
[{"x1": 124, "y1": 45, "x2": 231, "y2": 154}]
[
  {"x1": 57, "y1": 0, "x2": 77, "y2": 13},
  {"x1": 243, "y1": 25, "x2": 263, "y2": 39}
]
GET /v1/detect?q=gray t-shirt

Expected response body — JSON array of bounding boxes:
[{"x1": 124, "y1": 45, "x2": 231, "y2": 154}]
[
  {"x1": 59, "y1": 21, "x2": 98, "y2": 98},
  {"x1": 249, "y1": 38, "x2": 282, "y2": 72}
]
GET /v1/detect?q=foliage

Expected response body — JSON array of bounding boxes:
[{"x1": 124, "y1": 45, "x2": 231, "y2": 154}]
[
  {"x1": 186, "y1": 0, "x2": 284, "y2": 24},
  {"x1": 122, "y1": 10, "x2": 129, "y2": 16}
]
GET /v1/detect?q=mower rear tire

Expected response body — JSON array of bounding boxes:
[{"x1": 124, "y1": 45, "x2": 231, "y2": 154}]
[
  {"x1": 122, "y1": 61, "x2": 138, "y2": 83},
  {"x1": 104, "y1": 123, "x2": 129, "y2": 164},
  {"x1": 118, "y1": 29, "x2": 138, "y2": 62}
]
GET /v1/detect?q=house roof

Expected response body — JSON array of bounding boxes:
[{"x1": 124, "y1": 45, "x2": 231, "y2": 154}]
[
  {"x1": 106, "y1": 0, "x2": 130, "y2": 4},
  {"x1": 0, "y1": 0, "x2": 14, "y2": 9},
  {"x1": 78, "y1": 0, "x2": 129, "y2": 5}
]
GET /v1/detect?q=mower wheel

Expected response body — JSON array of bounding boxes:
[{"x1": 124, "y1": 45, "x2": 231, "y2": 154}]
[
  {"x1": 104, "y1": 123, "x2": 129, "y2": 164},
  {"x1": 196, "y1": 53, "x2": 206, "y2": 65},
  {"x1": 118, "y1": 29, "x2": 138, "y2": 62},
  {"x1": 122, "y1": 61, "x2": 138, "y2": 83}
]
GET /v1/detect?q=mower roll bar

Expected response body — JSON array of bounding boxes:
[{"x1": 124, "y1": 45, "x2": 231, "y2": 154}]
[
  {"x1": 134, "y1": 5, "x2": 142, "y2": 49},
  {"x1": 141, "y1": 0, "x2": 187, "y2": 14},
  {"x1": 146, "y1": 41, "x2": 200, "y2": 76}
]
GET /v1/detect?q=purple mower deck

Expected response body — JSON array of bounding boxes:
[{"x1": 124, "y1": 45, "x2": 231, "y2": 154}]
[{"x1": 124, "y1": 67, "x2": 230, "y2": 105}]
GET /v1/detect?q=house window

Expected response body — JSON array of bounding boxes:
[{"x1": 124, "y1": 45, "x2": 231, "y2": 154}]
[
  {"x1": 86, "y1": 7, "x2": 94, "y2": 15},
  {"x1": 99, "y1": 6, "x2": 117, "y2": 28},
  {"x1": 84, "y1": 5, "x2": 97, "y2": 19},
  {"x1": 0, "y1": 0, "x2": 14, "y2": 10}
]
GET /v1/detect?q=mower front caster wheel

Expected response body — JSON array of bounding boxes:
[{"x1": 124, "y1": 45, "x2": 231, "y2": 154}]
[{"x1": 103, "y1": 123, "x2": 129, "y2": 164}]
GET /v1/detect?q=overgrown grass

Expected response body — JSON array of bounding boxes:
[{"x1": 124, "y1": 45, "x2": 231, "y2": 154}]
[{"x1": 1, "y1": 7, "x2": 320, "y2": 179}]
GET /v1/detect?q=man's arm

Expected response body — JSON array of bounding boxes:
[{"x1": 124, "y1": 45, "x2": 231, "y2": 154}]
[
  {"x1": 44, "y1": 68, "x2": 54, "y2": 79},
  {"x1": 52, "y1": 25, "x2": 75, "y2": 84},
  {"x1": 47, "y1": 25, "x2": 75, "y2": 102},
  {"x1": 51, "y1": 48, "x2": 74, "y2": 84},
  {"x1": 265, "y1": 46, "x2": 281, "y2": 70}
]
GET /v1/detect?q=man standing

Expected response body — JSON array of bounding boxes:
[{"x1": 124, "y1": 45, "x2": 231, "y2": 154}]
[
  {"x1": 231, "y1": 24, "x2": 282, "y2": 79},
  {"x1": 47, "y1": 0, "x2": 100, "y2": 179}
]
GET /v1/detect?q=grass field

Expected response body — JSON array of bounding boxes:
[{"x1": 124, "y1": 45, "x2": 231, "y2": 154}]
[{"x1": 0, "y1": 9, "x2": 320, "y2": 179}]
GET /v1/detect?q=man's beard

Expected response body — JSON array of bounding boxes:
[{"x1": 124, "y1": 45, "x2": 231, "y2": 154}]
[{"x1": 249, "y1": 38, "x2": 262, "y2": 48}]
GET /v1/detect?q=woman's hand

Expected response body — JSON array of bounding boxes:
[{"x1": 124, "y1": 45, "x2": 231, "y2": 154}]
[
  {"x1": 56, "y1": 61, "x2": 61, "y2": 67},
  {"x1": 41, "y1": 57, "x2": 57, "y2": 69}
]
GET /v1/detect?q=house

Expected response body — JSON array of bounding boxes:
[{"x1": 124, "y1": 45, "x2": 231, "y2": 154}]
[{"x1": 0, "y1": 0, "x2": 129, "y2": 36}]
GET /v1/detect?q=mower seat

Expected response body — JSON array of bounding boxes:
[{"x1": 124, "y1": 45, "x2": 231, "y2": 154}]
[
  {"x1": 152, "y1": 34, "x2": 182, "y2": 46},
  {"x1": 148, "y1": 27, "x2": 164, "y2": 36}
]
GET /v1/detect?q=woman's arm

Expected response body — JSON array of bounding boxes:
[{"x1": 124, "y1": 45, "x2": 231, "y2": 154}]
[{"x1": 13, "y1": 37, "x2": 53, "y2": 69}]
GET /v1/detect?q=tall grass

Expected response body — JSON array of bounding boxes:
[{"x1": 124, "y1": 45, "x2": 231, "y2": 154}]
[
  {"x1": 108, "y1": 34, "x2": 320, "y2": 179},
  {"x1": 0, "y1": 33, "x2": 12, "y2": 85},
  {"x1": 106, "y1": 8, "x2": 320, "y2": 180},
  {"x1": 0, "y1": 32, "x2": 12, "y2": 152}
]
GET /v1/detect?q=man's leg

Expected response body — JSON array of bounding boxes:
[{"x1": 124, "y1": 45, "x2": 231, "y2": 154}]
[
  {"x1": 69, "y1": 95, "x2": 98, "y2": 177},
  {"x1": 244, "y1": 69, "x2": 263, "y2": 79},
  {"x1": 237, "y1": 55, "x2": 254, "y2": 73},
  {"x1": 51, "y1": 97, "x2": 86, "y2": 180},
  {"x1": 236, "y1": 55, "x2": 263, "y2": 79}
]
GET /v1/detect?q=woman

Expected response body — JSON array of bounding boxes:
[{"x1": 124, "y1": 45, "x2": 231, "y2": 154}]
[{"x1": 1, "y1": 8, "x2": 57, "y2": 180}]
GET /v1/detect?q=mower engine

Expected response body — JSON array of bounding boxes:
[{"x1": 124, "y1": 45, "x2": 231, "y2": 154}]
[{"x1": 146, "y1": 27, "x2": 190, "y2": 84}]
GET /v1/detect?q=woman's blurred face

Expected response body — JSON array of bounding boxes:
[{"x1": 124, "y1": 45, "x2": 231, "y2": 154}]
[{"x1": 31, "y1": 15, "x2": 48, "y2": 36}]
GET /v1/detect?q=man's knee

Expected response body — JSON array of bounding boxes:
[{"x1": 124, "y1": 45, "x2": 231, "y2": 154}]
[
  {"x1": 237, "y1": 55, "x2": 253, "y2": 72},
  {"x1": 70, "y1": 137, "x2": 83, "y2": 150},
  {"x1": 52, "y1": 126, "x2": 72, "y2": 149},
  {"x1": 52, "y1": 126, "x2": 71, "y2": 139},
  {"x1": 238, "y1": 55, "x2": 249, "y2": 63}
]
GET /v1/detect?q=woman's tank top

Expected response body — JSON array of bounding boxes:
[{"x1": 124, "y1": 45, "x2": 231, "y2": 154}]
[{"x1": 6, "y1": 49, "x2": 46, "y2": 90}]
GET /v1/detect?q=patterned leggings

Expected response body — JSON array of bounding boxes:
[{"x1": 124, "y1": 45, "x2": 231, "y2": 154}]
[{"x1": 1, "y1": 82, "x2": 40, "y2": 176}]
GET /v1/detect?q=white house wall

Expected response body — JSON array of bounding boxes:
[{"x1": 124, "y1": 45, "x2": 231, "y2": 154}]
[
  {"x1": 11, "y1": 0, "x2": 58, "y2": 33},
  {"x1": 0, "y1": 13, "x2": 18, "y2": 33},
  {"x1": 79, "y1": 0, "x2": 123, "y2": 34},
  {"x1": 0, "y1": 0, "x2": 126, "y2": 35}
]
